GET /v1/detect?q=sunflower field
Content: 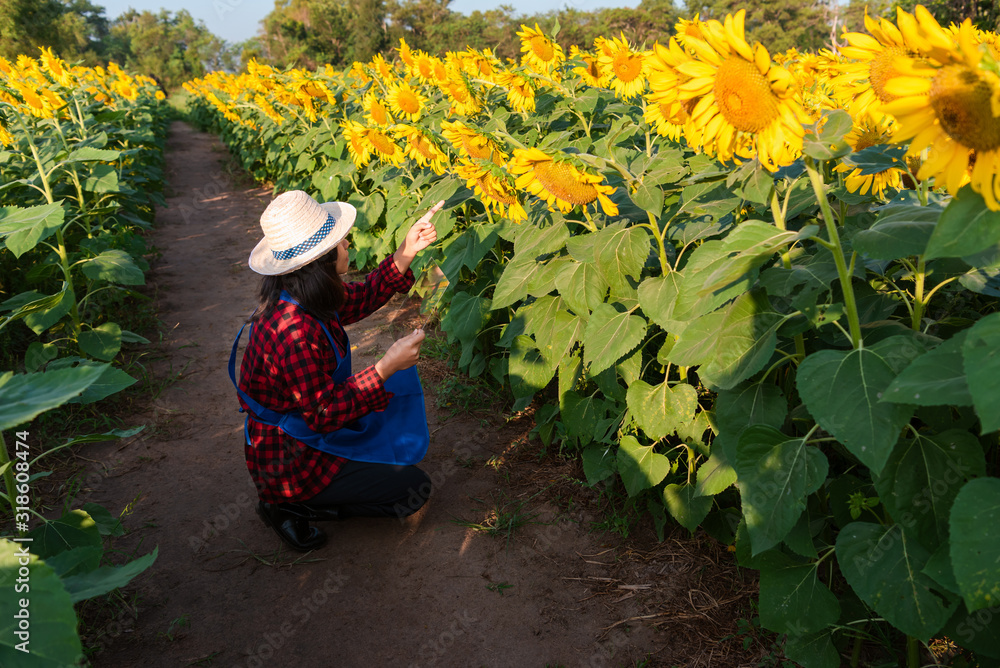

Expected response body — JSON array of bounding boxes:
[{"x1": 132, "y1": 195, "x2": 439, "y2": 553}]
[
  {"x1": 0, "y1": 51, "x2": 166, "y2": 664},
  {"x1": 185, "y1": 7, "x2": 1000, "y2": 665}
]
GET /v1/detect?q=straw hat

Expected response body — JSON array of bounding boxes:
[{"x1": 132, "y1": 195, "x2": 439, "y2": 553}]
[{"x1": 249, "y1": 191, "x2": 357, "y2": 276}]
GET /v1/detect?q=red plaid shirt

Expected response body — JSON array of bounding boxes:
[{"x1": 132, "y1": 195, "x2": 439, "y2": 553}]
[{"x1": 238, "y1": 256, "x2": 414, "y2": 502}]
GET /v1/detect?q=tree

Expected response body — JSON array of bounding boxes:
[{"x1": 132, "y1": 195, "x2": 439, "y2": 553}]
[
  {"x1": 685, "y1": 0, "x2": 830, "y2": 53},
  {"x1": 0, "y1": 0, "x2": 108, "y2": 63}
]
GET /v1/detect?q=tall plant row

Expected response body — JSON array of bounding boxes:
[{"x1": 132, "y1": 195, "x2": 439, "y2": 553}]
[
  {"x1": 0, "y1": 51, "x2": 167, "y2": 664},
  {"x1": 185, "y1": 9, "x2": 1000, "y2": 666}
]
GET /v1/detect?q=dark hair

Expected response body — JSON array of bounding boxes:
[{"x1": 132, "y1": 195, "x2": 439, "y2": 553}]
[{"x1": 255, "y1": 247, "x2": 345, "y2": 322}]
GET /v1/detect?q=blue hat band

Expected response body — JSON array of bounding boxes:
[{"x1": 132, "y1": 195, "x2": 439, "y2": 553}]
[{"x1": 272, "y1": 213, "x2": 336, "y2": 261}]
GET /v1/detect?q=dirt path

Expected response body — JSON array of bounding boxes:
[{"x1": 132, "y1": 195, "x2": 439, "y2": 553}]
[{"x1": 77, "y1": 121, "x2": 688, "y2": 668}]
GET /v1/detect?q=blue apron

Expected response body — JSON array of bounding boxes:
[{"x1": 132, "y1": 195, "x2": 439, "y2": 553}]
[{"x1": 229, "y1": 292, "x2": 429, "y2": 465}]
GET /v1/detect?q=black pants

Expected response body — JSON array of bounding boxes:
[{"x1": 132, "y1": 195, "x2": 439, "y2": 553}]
[{"x1": 302, "y1": 460, "x2": 431, "y2": 519}]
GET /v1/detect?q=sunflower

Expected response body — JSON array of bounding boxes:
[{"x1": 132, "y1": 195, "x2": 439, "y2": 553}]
[
  {"x1": 39, "y1": 47, "x2": 72, "y2": 87},
  {"x1": 442, "y1": 72, "x2": 481, "y2": 117},
  {"x1": 675, "y1": 10, "x2": 811, "y2": 171},
  {"x1": 387, "y1": 81, "x2": 425, "y2": 122},
  {"x1": 836, "y1": 9, "x2": 919, "y2": 120},
  {"x1": 0, "y1": 119, "x2": 13, "y2": 146},
  {"x1": 412, "y1": 53, "x2": 436, "y2": 84},
  {"x1": 570, "y1": 47, "x2": 606, "y2": 87},
  {"x1": 674, "y1": 15, "x2": 706, "y2": 48},
  {"x1": 10, "y1": 81, "x2": 56, "y2": 119},
  {"x1": 362, "y1": 89, "x2": 393, "y2": 126},
  {"x1": 454, "y1": 159, "x2": 527, "y2": 222},
  {"x1": 882, "y1": 12, "x2": 1000, "y2": 209},
  {"x1": 495, "y1": 71, "x2": 536, "y2": 113},
  {"x1": 394, "y1": 125, "x2": 450, "y2": 175},
  {"x1": 645, "y1": 38, "x2": 694, "y2": 139},
  {"x1": 440, "y1": 120, "x2": 507, "y2": 164},
  {"x1": 397, "y1": 38, "x2": 415, "y2": 69},
  {"x1": 154, "y1": 90, "x2": 166, "y2": 101},
  {"x1": 518, "y1": 23, "x2": 565, "y2": 73},
  {"x1": 509, "y1": 147, "x2": 618, "y2": 216},
  {"x1": 370, "y1": 54, "x2": 395, "y2": 82},
  {"x1": 835, "y1": 115, "x2": 904, "y2": 197},
  {"x1": 342, "y1": 119, "x2": 373, "y2": 169},
  {"x1": 365, "y1": 127, "x2": 405, "y2": 167},
  {"x1": 598, "y1": 33, "x2": 649, "y2": 101},
  {"x1": 254, "y1": 93, "x2": 284, "y2": 125}
]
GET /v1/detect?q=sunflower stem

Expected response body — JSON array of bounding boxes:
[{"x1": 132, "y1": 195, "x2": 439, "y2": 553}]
[
  {"x1": 806, "y1": 158, "x2": 862, "y2": 349},
  {"x1": 911, "y1": 256, "x2": 926, "y2": 331},
  {"x1": 770, "y1": 188, "x2": 806, "y2": 359},
  {"x1": 646, "y1": 213, "x2": 670, "y2": 275}
]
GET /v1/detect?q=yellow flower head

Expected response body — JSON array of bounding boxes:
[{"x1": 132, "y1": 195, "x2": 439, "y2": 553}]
[
  {"x1": 39, "y1": 47, "x2": 72, "y2": 86},
  {"x1": 675, "y1": 10, "x2": 811, "y2": 171},
  {"x1": 517, "y1": 23, "x2": 565, "y2": 73},
  {"x1": 597, "y1": 33, "x2": 649, "y2": 101},
  {"x1": 572, "y1": 50, "x2": 606, "y2": 87},
  {"x1": 398, "y1": 38, "x2": 415, "y2": 69},
  {"x1": 342, "y1": 119, "x2": 373, "y2": 169},
  {"x1": 387, "y1": 81, "x2": 426, "y2": 122},
  {"x1": 442, "y1": 72, "x2": 481, "y2": 117},
  {"x1": 366, "y1": 127, "x2": 405, "y2": 167},
  {"x1": 454, "y1": 159, "x2": 527, "y2": 222},
  {"x1": 509, "y1": 147, "x2": 618, "y2": 216},
  {"x1": 495, "y1": 71, "x2": 536, "y2": 113},
  {"x1": 882, "y1": 13, "x2": 1000, "y2": 209},
  {"x1": 0, "y1": 119, "x2": 13, "y2": 146},
  {"x1": 834, "y1": 115, "x2": 903, "y2": 198},
  {"x1": 362, "y1": 89, "x2": 393, "y2": 126},
  {"x1": 440, "y1": 120, "x2": 507, "y2": 164},
  {"x1": 394, "y1": 125, "x2": 450, "y2": 175}
]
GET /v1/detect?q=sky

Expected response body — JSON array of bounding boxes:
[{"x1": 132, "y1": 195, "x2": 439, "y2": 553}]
[{"x1": 98, "y1": 0, "x2": 639, "y2": 45}]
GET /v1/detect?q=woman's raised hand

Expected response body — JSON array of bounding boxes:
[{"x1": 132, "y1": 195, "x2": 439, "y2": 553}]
[
  {"x1": 374, "y1": 329, "x2": 426, "y2": 381},
  {"x1": 393, "y1": 200, "x2": 444, "y2": 274}
]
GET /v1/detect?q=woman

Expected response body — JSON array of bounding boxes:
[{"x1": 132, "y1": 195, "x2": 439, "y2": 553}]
[{"x1": 234, "y1": 190, "x2": 444, "y2": 551}]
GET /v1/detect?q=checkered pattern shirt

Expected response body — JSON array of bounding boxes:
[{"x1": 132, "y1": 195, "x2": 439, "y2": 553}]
[{"x1": 238, "y1": 256, "x2": 414, "y2": 502}]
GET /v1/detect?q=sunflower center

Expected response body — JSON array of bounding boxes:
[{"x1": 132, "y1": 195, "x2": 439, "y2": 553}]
[
  {"x1": 533, "y1": 161, "x2": 598, "y2": 205},
  {"x1": 930, "y1": 65, "x2": 1000, "y2": 152},
  {"x1": 462, "y1": 135, "x2": 491, "y2": 160},
  {"x1": 397, "y1": 89, "x2": 420, "y2": 114},
  {"x1": 530, "y1": 35, "x2": 555, "y2": 63},
  {"x1": 613, "y1": 51, "x2": 643, "y2": 82},
  {"x1": 418, "y1": 61, "x2": 432, "y2": 79},
  {"x1": 868, "y1": 46, "x2": 907, "y2": 104},
  {"x1": 714, "y1": 56, "x2": 780, "y2": 133},
  {"x1": 368, "y1": 131, "x2": 396, "y2": 156}
]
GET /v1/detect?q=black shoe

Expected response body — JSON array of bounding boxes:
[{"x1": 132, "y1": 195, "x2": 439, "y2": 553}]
[
  {"x1": 280, "y1": 502, "x2": 342, "y2": 522},
  {"x1": 256, "y1": 501, "x2": 327, "y2": 552}
]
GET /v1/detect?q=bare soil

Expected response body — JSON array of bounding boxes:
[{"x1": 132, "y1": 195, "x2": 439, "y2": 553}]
[{"x1": 76, "y1": 121, "x2": 762, "y2": 668}]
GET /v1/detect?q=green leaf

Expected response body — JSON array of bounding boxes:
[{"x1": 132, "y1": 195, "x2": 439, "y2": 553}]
[
  {"x1": 802, "y1": 109, "x2": 852, "y2": 160},
  {"x1": 695, "y1": 220, "x2": 812, "y2": 298},
  {"x1": 438, "y1": 223, "x2": 498, "y2": 280},
  {"x1": 78, "y1": 322, "x2": 122, "y2": 361},
  {"x1": 926, "y1": 185, "x2": 1000, "y2": 260},
  {"x1": 492, "y1": 258, "x2": 539, "y2": 309},
  {"x1": 735, "y1": 425, "x2": 829, "y2": 554},
  {"x1": 0, "y1": 540, "x2": 82, "y2": 666},
  {"x1": 942, "y1": 602, "x2": 1000, "y2": 659},
  {"x1": 663, "y1": 483, "x2": 712, "y2": 532},
  {"x1": 81, "y1": 250, "x2": 145, "y2": 285},
  {"x1": 637, "y1": 272, "x2": 685, "y2": 334},
  {"x1": 70, "y1": 364, "x2": 137, "y2": 404},
  {"x1": 555, "y1": 260, "x2": 608, "y2": 316},
  {"x1": 592, "y1": 222, "x2": 651, "y2": 292},
  {"x1": 560, "y1": 390, "x2": 606, "y2": 442},
  {"x1": 440, "y1": 292, "x2": 490, "y2": 364},
  {"x1": 876, "y1": 430, "x2": 986, "y2": 547},
  {"x1": 626, "y1": 379, "x2": 697, "y2": 441},
  {"x1": 852, "y1": 192, "x2": 944, "y2": 260},
  {"x1": 758, "y1": 552, "x2": 841, "y2": 634},
  {"x1": 783, "y1": 631, "x2": 842, "y2": 668},
  {"x1": 66, "y1": 147, "x2": 120, "y2": 163},
  {"x1": 837, "y1": 522, "x2": 956, "y2": 642},
  {"x1": 581, "y1": 444, "x2": 617, "y2": 485},
  {"x1": 950, "y1": 478, "x2": 1000, "y2": 612},
  {"x1": 44, "y1": 546, "x2": 105, "y2": 578},
  {"x1": 841, "y1": 143, "x2": 908, "y2": 175},
  {"x1": 797, "y1": 337, "x2": 916, "y2": 475},
  {"x1": 617, "y1": 434, "x2": 671, "y2": 497},
  {"x1": 509, "y1": 335, "x2": 556, "y2": 399},
  {"x1": 513, "y1": 221, "x2": 569, "y2": 258},
  {"x1": 694, "y1": 450, "x2": 737, "y2": 497},
  {"x1": 0, "y1": 203, "x2": 65, "y2": 258},
  {"x1": 80, "y1": 502, "x2": 125, "y2": 537},
  {"x1": 24, "y1": 342, "x2": 58, "y2": 372},
  {"x1": 714, "y1": 380, "x2": 787, "y2": 436},
  {"x1": 962, "y1": 312, "x2": 1000, "y2": 433},
  {"x1": 61, "y1": 548, "x2": 157, "y2": 604},
  {"x1": 26, "y1": 510, "x2": 102, "y2": 559},
  {"x1": 669, "y1": 290, "x2": 782, "y2": 390},
  {"x1": 0, "y1": 365, "x2": 108, "y2": 431},
  {"x1": 884, "y1": 331, "x2": 973, "y2": 407},
  {"x1": 631, "y1": 179, "x2": 664, "y2": 213},
  {"x1": 82, "y1": 163, "x2": 119, "y2": 193},
  {"x1": 582, "y1": 303, "x2": 647, "y2": 376}
]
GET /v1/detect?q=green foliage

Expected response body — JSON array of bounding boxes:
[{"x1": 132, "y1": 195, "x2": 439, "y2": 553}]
[{"x1": 192, "y1": 51, "x2": 1000, "y2": 665}]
